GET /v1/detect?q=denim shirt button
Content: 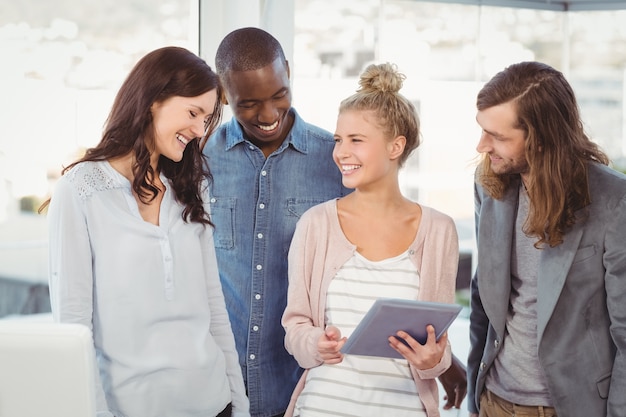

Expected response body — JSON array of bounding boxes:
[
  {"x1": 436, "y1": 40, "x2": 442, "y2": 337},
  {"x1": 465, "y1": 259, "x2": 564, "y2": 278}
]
[
  {"x1": 249, "y1": 354, "x2": 256, "y2": 360},
  {"x1": 261, "y1": 170, "x2": 267, "y2": 176},
  {"x1": 253, "y1": 325, "x2": 259, "y2": 331},
  {"x1": 259, "y1": 203, "x2": 265, "y2": 209},
  {"x1": 257, "y1": 233, "x2": 263, "y2": 239},
  {"x1": 256, "y1": 264, "x2": 262, "y2": 270},
  {"x1": 210, "y1": 197, "x2": 216, "y2": 203},
  {"x1": 255, "y1": 294, "x2": 261, "y2": 300}
]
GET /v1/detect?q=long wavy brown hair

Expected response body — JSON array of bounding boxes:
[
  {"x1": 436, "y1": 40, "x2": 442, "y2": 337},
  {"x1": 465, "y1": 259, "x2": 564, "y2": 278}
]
[
  {"x1": 476, "y1": 61, "x2": 609, "y2": 247},
  {"x1": 41, "y1": 46, "x2": 223, "y2": 225}
]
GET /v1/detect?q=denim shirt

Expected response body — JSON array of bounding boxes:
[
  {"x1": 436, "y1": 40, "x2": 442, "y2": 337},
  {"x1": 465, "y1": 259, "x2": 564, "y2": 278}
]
[{"x1": 204, "y1": 108, "x2": 350, "y2": 417}]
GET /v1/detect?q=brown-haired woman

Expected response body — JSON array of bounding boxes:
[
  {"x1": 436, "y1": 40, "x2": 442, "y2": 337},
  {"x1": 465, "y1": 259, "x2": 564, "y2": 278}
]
[{"x1": 44, "y1": 46, "x2": 249, "y2": 417}]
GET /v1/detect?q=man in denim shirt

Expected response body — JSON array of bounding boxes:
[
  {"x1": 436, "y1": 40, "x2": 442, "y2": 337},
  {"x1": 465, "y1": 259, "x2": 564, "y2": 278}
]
[
  {"x1": 205, "y1": 27, "x2": 467, "y2": 417},
  {"x1": 204, "y1": 27, "x2": 351, "y2": 417}
]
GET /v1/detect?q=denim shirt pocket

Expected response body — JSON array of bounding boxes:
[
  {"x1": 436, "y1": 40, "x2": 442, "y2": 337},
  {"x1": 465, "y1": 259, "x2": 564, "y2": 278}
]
[
  {"x1": 209, "y1": 197, "x2": 236, "y2": 250},
  {"x1": 286, "y1": 198, "x2": 329, "y2": 215},
  {"x1": 283, "y1": 198, "x2": 327, "y2": 253}
]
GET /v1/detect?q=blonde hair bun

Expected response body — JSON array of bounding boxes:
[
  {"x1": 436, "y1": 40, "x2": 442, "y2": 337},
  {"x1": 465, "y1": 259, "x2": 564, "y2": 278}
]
[{"x1": 358, "y1": 62, "x2": 405, "y2": 94}]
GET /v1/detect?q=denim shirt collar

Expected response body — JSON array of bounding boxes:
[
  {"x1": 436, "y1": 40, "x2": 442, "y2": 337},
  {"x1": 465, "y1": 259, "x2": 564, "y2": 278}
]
[{"x1": 223, "y1": 108, "x2": 309, "y2": 155}]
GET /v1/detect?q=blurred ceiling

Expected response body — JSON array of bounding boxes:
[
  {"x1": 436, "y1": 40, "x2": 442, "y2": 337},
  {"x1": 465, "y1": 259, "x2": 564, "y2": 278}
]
[{"x1": 426, "y1": 0, "x2": 626, "y2": 11}]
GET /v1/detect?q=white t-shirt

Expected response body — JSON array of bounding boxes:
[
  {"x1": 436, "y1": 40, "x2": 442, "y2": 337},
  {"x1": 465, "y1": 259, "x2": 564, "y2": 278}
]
[{"x1": 294, "y1": 250, "x2": 427, "y2": 417}]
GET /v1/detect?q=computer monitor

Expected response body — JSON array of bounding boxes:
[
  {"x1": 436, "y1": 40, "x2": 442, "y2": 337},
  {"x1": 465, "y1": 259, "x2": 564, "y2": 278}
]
[{"x1": 0, "y1": 321, "x2": 96, "y2": 417}]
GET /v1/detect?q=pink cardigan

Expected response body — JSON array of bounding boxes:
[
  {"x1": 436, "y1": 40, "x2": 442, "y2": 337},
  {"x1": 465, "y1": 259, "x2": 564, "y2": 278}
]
[{"x1": 281, "y1": 199, "x2": 459, "y2": 417}]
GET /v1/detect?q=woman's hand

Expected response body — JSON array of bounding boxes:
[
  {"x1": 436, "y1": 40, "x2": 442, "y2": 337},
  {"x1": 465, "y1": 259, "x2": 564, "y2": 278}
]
[
  {"x1": 388, "y1": 325, "x2": 447, "y2": 370},
  {"x1": 317, "y1": 325, "x2": 347, "y2": 364}
]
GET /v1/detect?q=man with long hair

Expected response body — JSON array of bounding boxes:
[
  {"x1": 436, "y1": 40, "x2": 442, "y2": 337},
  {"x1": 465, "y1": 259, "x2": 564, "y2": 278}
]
[{"x1": 468, "y1": 61, "x2": 626, "y2": 417}]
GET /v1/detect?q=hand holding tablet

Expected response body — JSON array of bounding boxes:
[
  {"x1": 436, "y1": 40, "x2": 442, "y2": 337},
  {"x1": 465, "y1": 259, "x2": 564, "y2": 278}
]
[{"x1": 340, "y1": 298, "x2": 463, "y2": 359}]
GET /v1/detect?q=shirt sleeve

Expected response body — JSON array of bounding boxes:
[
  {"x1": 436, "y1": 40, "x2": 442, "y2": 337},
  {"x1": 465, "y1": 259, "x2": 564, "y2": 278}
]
[
  {"x1": 201, "y1": 224, "x2": 250, "y2": 416},
  {"x1": 47, "y1": 175, "x2": 113, "y2": 416}
]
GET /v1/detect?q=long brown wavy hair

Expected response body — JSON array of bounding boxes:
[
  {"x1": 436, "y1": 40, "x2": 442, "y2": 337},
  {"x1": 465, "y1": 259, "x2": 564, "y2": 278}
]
[
  {"x1": 41, "y1": 46, "x2": 222, "y2": 225},
  {"x1": 476, "y1": 61, "x2": 609, "y2": 247}
]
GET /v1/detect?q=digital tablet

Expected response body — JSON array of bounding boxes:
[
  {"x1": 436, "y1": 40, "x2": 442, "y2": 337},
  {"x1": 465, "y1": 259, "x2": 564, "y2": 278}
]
[{"x1": 340, "y1": 298, "x2": 463, "y2": 359}]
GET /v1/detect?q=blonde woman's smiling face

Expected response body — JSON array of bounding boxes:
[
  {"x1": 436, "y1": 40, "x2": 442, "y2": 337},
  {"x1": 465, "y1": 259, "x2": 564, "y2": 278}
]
[{"x1": 333, "y1": 109, "x2": 401, "y2": 190}]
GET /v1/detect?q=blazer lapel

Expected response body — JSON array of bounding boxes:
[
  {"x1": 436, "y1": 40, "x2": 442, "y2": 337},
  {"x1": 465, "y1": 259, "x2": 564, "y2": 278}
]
[
  {"x1": 536, "y1": 219, "x2": 585, "y2": 340},
  {"x1": 478, "y1": 181, "x2": 519, "y2": 337}
]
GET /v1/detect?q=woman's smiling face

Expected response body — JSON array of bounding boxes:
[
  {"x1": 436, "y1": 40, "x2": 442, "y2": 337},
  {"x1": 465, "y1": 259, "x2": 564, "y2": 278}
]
[
  {"x1": 151, "y1": 89, "x2": 217, "y2": 166},
  {"x1": 333, "y1": 109, "x2": 402, "y2": 190}
]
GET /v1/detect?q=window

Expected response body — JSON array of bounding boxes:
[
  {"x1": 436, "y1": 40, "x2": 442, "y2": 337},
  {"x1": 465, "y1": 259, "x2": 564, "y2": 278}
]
[
  {"x1": 293, "y1": 0, "x2": 626, "y2": 221},
  {"x1": 0, "y1": 0, "x2": 198, "y2": 317}
]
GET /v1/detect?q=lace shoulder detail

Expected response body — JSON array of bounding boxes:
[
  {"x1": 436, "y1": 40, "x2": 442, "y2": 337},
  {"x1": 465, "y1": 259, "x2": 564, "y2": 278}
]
[{"x1": 65, "y1": 161, "x2": 125, "y2": 200}]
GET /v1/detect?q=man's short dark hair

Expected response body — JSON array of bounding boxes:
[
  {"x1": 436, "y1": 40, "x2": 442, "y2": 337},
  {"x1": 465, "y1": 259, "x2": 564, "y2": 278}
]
[{"x1": 215, "y1": 27, "x2": 286, "y2": 75}]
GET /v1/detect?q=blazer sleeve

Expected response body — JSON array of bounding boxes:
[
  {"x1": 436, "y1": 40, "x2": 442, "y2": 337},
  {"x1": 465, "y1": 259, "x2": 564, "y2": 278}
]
[
  {"x1": 467, "y1": 181, "x2": 490, "y2": 415},
  {"x1": 201, "y1": 225, "x2": 250, "y2": 417},
  {"x1": 604, "y1": 192, "x2": 626, "y2": 416}
]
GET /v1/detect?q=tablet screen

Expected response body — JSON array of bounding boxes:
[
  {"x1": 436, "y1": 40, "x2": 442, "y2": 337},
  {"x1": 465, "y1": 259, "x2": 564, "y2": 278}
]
[{"x1": 340, "y1": 298, "x2": 462, "y2": 359}]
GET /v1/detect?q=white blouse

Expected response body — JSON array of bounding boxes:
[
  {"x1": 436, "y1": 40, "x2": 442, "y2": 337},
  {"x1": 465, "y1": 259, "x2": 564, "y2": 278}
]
[{"x1": 47, "y1": 161, "x2": 249, "y2": 417}]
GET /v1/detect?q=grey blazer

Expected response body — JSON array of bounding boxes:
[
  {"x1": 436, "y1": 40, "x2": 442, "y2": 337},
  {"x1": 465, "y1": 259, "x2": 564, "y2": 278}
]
[{"x1": 467, "y1": 163, "x2": 626, "y2": 417}]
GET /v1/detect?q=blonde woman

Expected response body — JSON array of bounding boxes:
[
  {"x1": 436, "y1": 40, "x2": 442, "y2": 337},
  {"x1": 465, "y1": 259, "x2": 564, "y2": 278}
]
[{"x1": 282, "y1": 63, "x2": 459, "y2": 417}]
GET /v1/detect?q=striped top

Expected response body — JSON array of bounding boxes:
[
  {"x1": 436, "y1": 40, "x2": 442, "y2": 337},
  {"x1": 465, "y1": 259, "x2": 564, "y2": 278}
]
[{"x1": 293, "y1": 250, "x2": 427, "y2": 417}]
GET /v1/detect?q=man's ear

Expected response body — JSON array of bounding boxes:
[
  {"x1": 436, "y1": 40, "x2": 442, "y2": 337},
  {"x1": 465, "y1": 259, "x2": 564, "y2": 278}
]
[
  {"x1": 286, "y1": 60, "x2": 290, "y2": 79},
  {"x1": 389, "y1": 135, "x2": 406, "y2": 160},
  {"x1": 220, "y1": 89, "x2": 229, "y2": 105}
]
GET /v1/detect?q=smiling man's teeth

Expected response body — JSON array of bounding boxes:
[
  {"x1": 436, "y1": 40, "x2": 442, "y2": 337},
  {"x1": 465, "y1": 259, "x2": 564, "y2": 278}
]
[
  {"x1": 176, "y1": 133, "x2": 189, "y2": 145},
  {"x1": 259, "y1": 120, "x2": 279, "y2": 131}
]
